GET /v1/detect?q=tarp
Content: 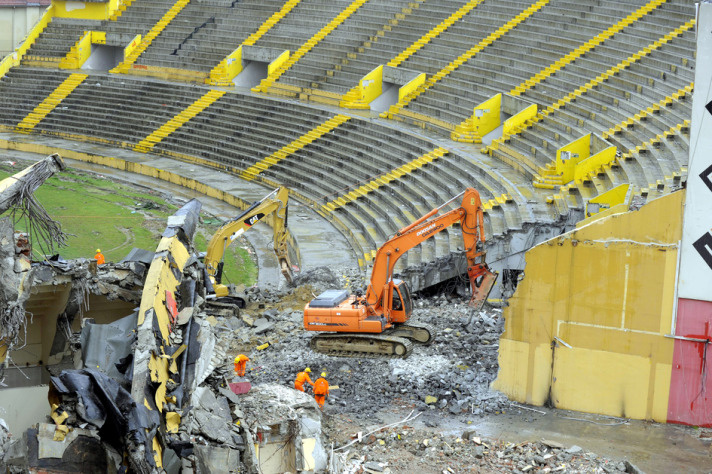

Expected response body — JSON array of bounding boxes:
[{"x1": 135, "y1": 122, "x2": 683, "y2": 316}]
[
  {"x1": 80, "y1": 312, "x2": 138, "y2": 385},
  {"x1": 120, "y1": 247, "x2": 155, "y2": 265},
  {"x1": 49, "y1": 369, "x2": 159, "y2": 472}
]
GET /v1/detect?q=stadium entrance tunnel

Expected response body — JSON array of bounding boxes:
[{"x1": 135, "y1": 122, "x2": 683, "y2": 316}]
[
  {"x1": 83, "y1": 44, "x2": 124, "y2": 71},
  {"x1": 370, "y1": 67, "x2": 424, "y2": 112},
  {"x1": 234, "y1": 46, "x2": 288, "y2": 88}
]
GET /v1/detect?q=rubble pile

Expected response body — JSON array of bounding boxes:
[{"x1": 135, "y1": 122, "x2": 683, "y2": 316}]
[
  {"x1": 224, "y1": 267, "x2": 510, "y2": 418},
  {"x1": 329, "y1": 425, "x2": 645, "y2": 473}
]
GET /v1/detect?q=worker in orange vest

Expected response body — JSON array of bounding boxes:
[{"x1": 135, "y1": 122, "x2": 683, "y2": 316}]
[
  {"x1": 234, "y1": 354, "x2": 249, "y2": 377},
  {"x1": 313, "y1": 372, "x2": 330, "y2": 409},
  {"x1": 294, "y1": 368, "x2": 314, "y2": 392},
  {"x1": 94, "y1": 249, "x2": 105, "y2": 265}
]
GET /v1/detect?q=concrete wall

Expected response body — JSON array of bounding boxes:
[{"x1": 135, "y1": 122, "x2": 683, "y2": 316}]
[
  {"x1": 0, "y1": 385, "x2": 49, "y2": 435},
  {"x1": 0, "y1": 6, "x2": 44, "y2": 57},
  {"x1": 493, "y1": 191, "x2": 683, "y2": 423}
]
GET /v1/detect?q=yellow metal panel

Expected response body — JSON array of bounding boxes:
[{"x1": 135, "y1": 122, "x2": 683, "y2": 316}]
[
  {"x1": 503, "y1": 103, "x2": 537, "y2": 135},
  {"x1": 123, "y1": 34, "x2": 142, "y2": 61},
  {"x1": 555, "y1": 133, "x2": 591, "y2": 182},
  {"x1": 574, "y1": 146, "x2": 617, "y2": 182}
]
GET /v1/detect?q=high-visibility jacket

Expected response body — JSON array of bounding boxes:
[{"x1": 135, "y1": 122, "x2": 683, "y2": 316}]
[
  {"x1": 295, "y1": 371, "x2": 314, "y2": 390},
  {"x1": 313, "y1": 377, "x2": 329, "y2": 396},
  {"x1": 95, "y1": 252, "x2": 105, "y2": 265}
]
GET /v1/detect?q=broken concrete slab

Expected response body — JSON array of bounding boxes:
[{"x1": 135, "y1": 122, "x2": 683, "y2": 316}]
[
  {"x1": 194, "y1": 444, "x2": 240, "y2": 473},
  {"x1": 253, "y1": 317, "x2": 275, "y2": 334}
]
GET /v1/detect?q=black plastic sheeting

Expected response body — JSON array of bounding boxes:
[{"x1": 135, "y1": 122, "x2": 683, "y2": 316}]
[
  {"x1": 80, "y1": 312, "x2": 138, "y2": 386},
  {"x1": 120, "y1": 247, "x2": 155, "y2": 265},
  {"x1": 49, "y1": 369, "x2": 160, "y2": 472},
  {"x1": 162, "y1": 198, "x2": 201, "y2": 242}
]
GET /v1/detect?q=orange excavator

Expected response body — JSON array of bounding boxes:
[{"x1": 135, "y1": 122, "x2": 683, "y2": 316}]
[{"x1": 303, "y1": 188, "x2": 497, "y2": 358}]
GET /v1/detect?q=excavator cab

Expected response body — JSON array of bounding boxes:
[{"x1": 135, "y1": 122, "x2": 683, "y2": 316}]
[{"x1": 389, "y1": 280, "x2": 413, "y2": 324}]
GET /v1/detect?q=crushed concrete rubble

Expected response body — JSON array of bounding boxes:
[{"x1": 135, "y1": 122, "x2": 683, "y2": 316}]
[
  {"x1": 227, "y1": 266, "x2": 511, "y2": 418},
  {"x1": 1, "y1": 200, "x2": 332, "y2": 473},
  {"x1": 0, "y1": 167, "x2": 704, "y2": 474},
  {"x1": 329, "y1": 424, "x2": 647, "y2": 473}
]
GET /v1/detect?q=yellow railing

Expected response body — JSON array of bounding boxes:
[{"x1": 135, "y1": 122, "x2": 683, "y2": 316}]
[
  {"x1": 240, "y1": 114, "x2": 351, "y2": 179},
  {"x1": 15, "y1": 74, "x2": 88, "y2": 132},
  {"x1": 254, "y1": 0, "x2": 369, "y2": 93},
  {"x1": 511, "y1": 0, "x2": 668, "y2": 96},
  {"x1": 134, "y1": 90, "x2": 226, "y2": 152},
  {"x1": 322, "y1": 147, "x2": 448, "y2": 212}
]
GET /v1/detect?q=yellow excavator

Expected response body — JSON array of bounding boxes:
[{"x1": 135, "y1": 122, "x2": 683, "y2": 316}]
[{"x1": 204, "y1": 186, "x2": 300, "y2": 300}]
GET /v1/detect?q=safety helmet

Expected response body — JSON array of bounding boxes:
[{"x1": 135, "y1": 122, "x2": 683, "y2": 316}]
[
  {"x1": 96, "y1": 249, "x2": 101, "y2": 253},
  {"x1": 234, "y1": 356, "x2": 239, "y2": 362},
  {"x1": 321, "y1": 372, "x2": 327, "y2": 377},
  {"x1": 305, "y1": 368, "x2": 311, "y2": 373}
]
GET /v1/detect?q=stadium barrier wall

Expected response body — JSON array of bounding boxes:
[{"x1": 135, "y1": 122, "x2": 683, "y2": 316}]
[{"x1": 494, "y1": 190, "x2": 683, "y2": 423}]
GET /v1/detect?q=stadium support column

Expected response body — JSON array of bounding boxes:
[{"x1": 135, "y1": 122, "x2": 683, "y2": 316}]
[{"x1": 670, "y1": 3, "x2": 712, "y2": 428}]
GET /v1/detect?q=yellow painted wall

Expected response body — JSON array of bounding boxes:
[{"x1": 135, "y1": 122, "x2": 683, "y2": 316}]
[
  {"x1": 223, "y1": 45, "x2": 243, "y2": 80},
  {"x1": 471, "y1": 93, "x2": 502, "y2": 137},
  {"x1": 59, "y1": 31, "x2": 91, "y2": 69},
  {"x1": 503, "y1": 103, "x2": 537, "y2": 135},
  {"x1": 123, "y1": 34, "x2": 141, "y2": 60},
  {"x1": 53, "y1": 0, "x2": 119, "y2": 20},
  {"x1": 555, "y1": 134, "x2": 590, "y2": 182},
  {"x1": 92, "y1": 31, "x2": 106, "y2": 44},
  {"x1": 359, "y1": 65, "x2": 383, "y2": 104},
  {"x1": 398, "y1": 72, "x2": 425, "y2": 102},
  {"x1": 493, "y1": 191, "x2": 683, "y2": 422},
  {"x1": 583, "y1": 184, "x2": 629, "y2": 219},
  {"x1": 574, "y1": 146, "x2": 617, "y2": 182},
  {"x1": 268, "y1": 50, "x2": 290, "y2": 76}
]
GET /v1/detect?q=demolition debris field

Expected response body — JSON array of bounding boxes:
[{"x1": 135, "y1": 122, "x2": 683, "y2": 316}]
[
  {"x1": 0, "y1": 160, "x2": 257, "y2": 284},
  {"x1": 221, "y1": 268, "x2": 712, "y2": 473}
]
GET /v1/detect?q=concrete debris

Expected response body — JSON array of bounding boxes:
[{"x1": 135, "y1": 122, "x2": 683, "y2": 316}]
[
  {"x1": 0, "y1": 419, "x2": 10, "y2": 460},
  {"x1": 331, "y1": 423, "x2": 635, "y2": 473},
  {"x1": 292, "y1": 266, "x2": 339, "y2": 293},
  {"x1": 0, "y1": 170, "x2": 697, "y2": 474}
]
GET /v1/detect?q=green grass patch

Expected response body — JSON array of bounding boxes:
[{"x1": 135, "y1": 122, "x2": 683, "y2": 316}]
[
  {"x1": 194, "y1": 231, "x2": 258, "y2": 287},
  {"x1": 0, "y1": 161, "x2": 257, "y2": 286}
]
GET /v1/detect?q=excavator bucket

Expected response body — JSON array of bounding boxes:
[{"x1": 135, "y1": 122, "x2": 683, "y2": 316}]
[{"x1": 469, "y1": 269, "x2": 498, "y2": 312}]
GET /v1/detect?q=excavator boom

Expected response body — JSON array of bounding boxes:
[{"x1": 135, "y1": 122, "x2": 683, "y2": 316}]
[
  {"x1": 205, "y1": 187, "x2": 300, "y2": 297},
  {"x1": 304, "y1": 187, "x2": 497, "y2": 358},
  {"x1": 364, "y1": 188, "x2": 491, "y2": 311}
]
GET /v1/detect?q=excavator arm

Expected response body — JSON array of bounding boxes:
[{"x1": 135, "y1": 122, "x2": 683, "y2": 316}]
[
  {"x1": 365, "y1": 188, "x2": 494, "y2": 311},
  {"x1": 204, "y1": 187, "x2": 299, "y2": 296}
]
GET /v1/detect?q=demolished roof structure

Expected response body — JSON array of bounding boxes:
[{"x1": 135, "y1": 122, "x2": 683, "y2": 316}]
[{"x1": 0, "y1": 171, "x2": 327, "y2": 472}]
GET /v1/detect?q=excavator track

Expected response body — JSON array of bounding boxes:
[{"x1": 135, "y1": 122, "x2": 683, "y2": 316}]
[
  {"x1": 385, "y1": 322, "x2": 435, "y2": 345},
  {"x1": 310, "y1": 333, "x2": 414, "y2": 359}
]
